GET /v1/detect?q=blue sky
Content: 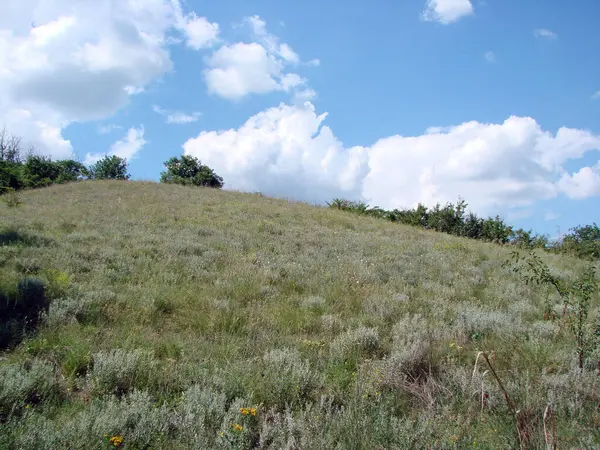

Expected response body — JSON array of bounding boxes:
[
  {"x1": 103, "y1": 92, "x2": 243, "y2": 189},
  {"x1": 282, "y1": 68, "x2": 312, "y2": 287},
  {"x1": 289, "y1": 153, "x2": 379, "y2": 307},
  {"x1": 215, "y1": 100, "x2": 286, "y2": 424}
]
[{"x1": 1, "y1": 0, "x2": 599, "y2": 237}]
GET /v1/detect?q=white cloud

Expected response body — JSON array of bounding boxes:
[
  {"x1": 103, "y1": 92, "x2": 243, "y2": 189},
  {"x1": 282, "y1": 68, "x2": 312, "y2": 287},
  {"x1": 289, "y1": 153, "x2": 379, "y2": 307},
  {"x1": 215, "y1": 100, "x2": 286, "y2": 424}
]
[
  {"x1": 166, "y1": 112, "x2": 202, "y2": 124},
  {"x1": 484, "y1": 51, "x2": 496, "y2": 63},
  {"x1": 179, "y1": 13, "x2": 220, "y2": 49},
  {"x1": 203, "y1": 16, "x2": 312, "y2": 100},
  {"x1": 84, "y1": 126, "x2": 145, "y2": 165},
  {"x1": 152, "y1": 105, "x2": 201, "y2": 124},
  {"x1": 182, "y1": 102, "x2": 600, "y2": 216},
  {"x1": 422, "y1": 0, "x2": 474, "y2": 24},
  {"x1": 591, "y1": 91, "x2": 600, "y2": 100},
  {"x1": 0, "y1": 0, "x2": 215, "y2": 157},
  {"x1": 557, "y1": 164, "x2": 600, "y2": 199},
  {"x1": 533, "y1": 28, "x2": 558, "y2": 40}
]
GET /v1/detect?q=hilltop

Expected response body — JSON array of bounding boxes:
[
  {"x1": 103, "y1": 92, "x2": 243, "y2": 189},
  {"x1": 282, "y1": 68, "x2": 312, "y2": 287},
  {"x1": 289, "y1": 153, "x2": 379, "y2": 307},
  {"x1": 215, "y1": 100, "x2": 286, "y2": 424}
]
[{"x1": 1, "y1": 181, "x2": 598, "y2": 449}]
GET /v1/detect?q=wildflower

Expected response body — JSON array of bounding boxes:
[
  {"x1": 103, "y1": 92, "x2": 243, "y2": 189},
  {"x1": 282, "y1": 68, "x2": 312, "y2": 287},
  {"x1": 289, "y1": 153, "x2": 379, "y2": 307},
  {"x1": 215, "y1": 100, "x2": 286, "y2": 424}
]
[
  {"x1": 232, "y1": 423, "x2": 243, "y2": 432},
  {"x1": 240, "y1": 407, "x2": 257, "y2": 416},
  {"x1": 109, "y1": 435, "x2": 123, "y2": 447}
]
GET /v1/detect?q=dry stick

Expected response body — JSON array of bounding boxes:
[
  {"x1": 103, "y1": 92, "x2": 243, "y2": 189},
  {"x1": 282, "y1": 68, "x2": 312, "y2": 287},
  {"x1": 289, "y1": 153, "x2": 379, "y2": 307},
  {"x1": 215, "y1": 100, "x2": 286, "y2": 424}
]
[
  {"x1": 480, "y1": 352, "x2": 526, "y2": 450},
  {"x1": 480, "y1": 370, "x2": 489, "y2": 421},
  {"x1": 543, "y1": 404, "x2": 552, "y2": 450}
]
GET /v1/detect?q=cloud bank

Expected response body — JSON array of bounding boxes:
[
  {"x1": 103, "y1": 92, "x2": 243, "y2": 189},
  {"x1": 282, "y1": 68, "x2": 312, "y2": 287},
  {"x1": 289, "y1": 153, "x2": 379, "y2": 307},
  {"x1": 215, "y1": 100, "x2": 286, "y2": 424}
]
[{"x1": 183, "y1": 102, "x2": 600, "y2": 217}]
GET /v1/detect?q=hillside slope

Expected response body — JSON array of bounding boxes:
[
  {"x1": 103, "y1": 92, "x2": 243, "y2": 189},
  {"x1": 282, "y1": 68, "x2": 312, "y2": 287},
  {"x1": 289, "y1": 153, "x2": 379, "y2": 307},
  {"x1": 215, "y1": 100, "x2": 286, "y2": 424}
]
[{"x1": 1, "y1": 181, "x2": 598, "y2": 449}]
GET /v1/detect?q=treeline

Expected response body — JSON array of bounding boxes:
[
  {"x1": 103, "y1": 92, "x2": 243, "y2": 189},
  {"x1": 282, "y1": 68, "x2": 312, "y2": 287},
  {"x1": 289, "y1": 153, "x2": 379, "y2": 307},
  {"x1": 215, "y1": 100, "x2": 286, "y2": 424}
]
[
  {"x1": 327, "y1": 198, "x2": 599, "y2": 260},
  {"x1": 0, "y1": 128, "x2": 222, "y2": 194},
  {"x1": 0, "y1": 127, "x2": 133, "y2": 192}
]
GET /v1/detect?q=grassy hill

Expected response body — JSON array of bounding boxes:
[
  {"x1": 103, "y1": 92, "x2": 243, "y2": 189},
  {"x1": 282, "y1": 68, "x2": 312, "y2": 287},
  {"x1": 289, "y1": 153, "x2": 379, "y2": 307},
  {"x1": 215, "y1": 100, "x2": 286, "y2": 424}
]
[{"x1": 1, "y1": 181, "x2": 598, "y2": 449}]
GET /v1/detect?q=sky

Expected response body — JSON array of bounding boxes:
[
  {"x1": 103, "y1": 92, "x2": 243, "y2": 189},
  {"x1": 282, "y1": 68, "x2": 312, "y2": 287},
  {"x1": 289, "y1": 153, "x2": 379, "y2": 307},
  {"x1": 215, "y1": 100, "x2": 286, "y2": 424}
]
[{"x1": 1, "y1": 0, "x2": 599, "y2": 237}]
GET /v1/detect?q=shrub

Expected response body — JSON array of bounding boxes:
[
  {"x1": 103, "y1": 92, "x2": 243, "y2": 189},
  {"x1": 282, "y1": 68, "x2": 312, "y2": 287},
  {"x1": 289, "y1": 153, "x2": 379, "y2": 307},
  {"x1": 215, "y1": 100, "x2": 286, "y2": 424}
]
[
  {"x1": 0, "y1": 360, "x2": 62, "y2": 420},
  {"x1": 11, "y1": 390, "x2": 171, "y2": 449},
  {"x1": 0, "y1": 278, "x2": 49, "y2": 349},
  {"x1": 330, "y1": 326, "x2": 381, "y2": 361},
  {"x1": 252, "y1": 348, "x2": 321, "y2": 407},
  {"x1": 91, "y1": 349, "x2": 157, "y2": 396}
]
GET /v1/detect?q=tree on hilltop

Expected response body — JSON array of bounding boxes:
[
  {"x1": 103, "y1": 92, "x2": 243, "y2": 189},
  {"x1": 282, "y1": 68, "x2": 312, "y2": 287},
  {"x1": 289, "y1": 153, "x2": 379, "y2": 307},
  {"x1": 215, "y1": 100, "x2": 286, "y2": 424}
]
[
  {"x1": 89, "y1": 155, "x2": 130, "y2": 180},
  {"x1": 160, "y1": 155, "x2": 223, "y2": 188}
]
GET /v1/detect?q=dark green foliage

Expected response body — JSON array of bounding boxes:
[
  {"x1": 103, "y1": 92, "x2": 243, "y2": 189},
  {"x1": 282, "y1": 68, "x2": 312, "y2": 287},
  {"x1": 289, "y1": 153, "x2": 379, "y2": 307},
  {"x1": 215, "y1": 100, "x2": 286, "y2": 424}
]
[
  {"x1": 160, "y1": 155, "x2": 224, "y2": 188},
  {"x1": 329, "y1": 197, "x2": 516, "y2": 244},
  {"x1": 55, "y1": 160, "x2": 90, "y2": 183},
  {"x1": 89, "y1": 155, "x2": 130, "y2": 180},
  {"x1": 0, "y1": 230, "x2": 54, "y2": 247},
  {"x1": 22, "y1": 155, "x2": 60, "y2": 188},
  {"x1": 556, "y1": 223, "x2": 600, "y2": 260},
  {"x1": 0, "y1": 278, "x2": 49, "y2": 349},
  {"x1": 0, "y1": 128, "x2": 90, "y2": 193},
  {"x1": 0, "y1": 160, "x2": 24, "y2": 193},
  {"x1": 21, "y1": 155, "x2": 89, "y2": 188}
]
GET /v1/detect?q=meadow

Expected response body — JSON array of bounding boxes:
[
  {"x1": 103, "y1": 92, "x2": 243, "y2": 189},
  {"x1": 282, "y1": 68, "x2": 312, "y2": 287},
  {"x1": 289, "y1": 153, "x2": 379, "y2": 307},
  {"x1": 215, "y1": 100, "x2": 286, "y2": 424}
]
[{"x1": 1, "y1": 180, "x2": 599, "y2": 449}]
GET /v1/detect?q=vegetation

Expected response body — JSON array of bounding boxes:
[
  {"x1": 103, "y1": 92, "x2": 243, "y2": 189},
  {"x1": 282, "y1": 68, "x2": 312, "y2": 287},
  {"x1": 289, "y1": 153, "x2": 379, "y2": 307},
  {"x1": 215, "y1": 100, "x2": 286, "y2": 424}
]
[
  {"x1": 88, "y1": 155, "x2": 130, "y2": 181},
  {"x1": 161, "y1": 154, "x2": 224, "y2": 188},
  {"x1": 1, "y1": 181, "x2": 599, "y2": 448},
  {"x1": 328, "y1": 198, "x2": 599, "y2": 261}
]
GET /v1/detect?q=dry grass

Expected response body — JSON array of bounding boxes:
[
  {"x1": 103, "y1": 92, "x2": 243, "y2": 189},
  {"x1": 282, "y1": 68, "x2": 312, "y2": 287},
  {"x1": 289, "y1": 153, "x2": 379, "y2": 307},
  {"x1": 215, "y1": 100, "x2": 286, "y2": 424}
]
[{"x1": 0, "y1": 180, "x2": 598, "y2": 449}]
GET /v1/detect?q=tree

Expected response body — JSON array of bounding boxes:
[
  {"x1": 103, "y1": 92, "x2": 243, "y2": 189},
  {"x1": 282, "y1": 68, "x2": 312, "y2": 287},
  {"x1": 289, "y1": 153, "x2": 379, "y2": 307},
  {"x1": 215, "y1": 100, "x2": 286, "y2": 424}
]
[
  {"x1": 56, "y1": 160, "x2": 90, "y2": 183},
  {"x1": 160, "y1": 155, "x2": 223, "y2": 188},
  {"x1": 22, "y1": 155, "x2": 60, "y2": 188},
  {"x1": 89, "y1": 155, "x2": 130, "y2": 180}
]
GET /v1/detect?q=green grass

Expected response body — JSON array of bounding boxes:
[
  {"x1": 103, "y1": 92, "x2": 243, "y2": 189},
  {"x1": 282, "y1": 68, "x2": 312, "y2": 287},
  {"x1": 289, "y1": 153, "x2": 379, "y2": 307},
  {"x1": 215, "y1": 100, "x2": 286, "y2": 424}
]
[{"x1": 0, "y1": 180, "x2": 599, "y2": 449}]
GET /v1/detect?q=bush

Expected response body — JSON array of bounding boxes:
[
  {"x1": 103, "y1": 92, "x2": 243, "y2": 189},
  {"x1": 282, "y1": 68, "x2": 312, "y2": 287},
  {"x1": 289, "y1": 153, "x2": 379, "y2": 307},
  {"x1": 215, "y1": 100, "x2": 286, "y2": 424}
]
[
  {"x1": 250, "y1": 348, "x2": 321, "y2": 407},
  {"x1": 330, "y1": 326, "x2": 381, "y2": 361},
  {"x1": 0, "y1": 360, "x2": 62, "y2": 420},
  {"x1": 91, "y1": 349, "x2": 157, "y2": 396},
  {"x1": 0, "y1": 278, "x2": 49, "y2": 349},
  {"x1": 11, "y1": 390, "x2": 171, "y2": 449}
]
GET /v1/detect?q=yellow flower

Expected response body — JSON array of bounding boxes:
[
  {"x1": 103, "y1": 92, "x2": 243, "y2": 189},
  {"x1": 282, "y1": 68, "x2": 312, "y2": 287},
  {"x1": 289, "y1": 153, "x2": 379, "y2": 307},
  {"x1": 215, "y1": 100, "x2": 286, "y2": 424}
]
[
  {"x1": 109, "y1": 435, "x2": 123, "y2": 447},
  {"x1": 232, "y1": 423, "x2": 243, "y2": 432},
  {"x1": 240, "y1": 407, "x2": 257, "y2": 416}
]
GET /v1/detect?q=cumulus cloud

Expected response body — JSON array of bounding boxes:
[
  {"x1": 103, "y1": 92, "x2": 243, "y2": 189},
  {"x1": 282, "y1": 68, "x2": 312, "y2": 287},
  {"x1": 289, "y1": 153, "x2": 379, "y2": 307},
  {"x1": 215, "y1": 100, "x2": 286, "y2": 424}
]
[
  {"x1": 179, "y1": 13, "x2": 219, "y2": 49},
  {"x1": 183, "y1": 103, "x2": 369, "y2": 203},
  {"x1": 533, "y1": 28, "x2": 558, "y2": 40},
  {"x1": 203, "y1": 16, "x2": 312, "y2": 100},
  {"x1": 183, "y1": 102, "x2": 600, "y2": 217},
  {"x1": 0, "y1": 0, "x2": 215, "y2": 157},
  {"x1": 84, "y1": 126, "x2": 146, "y2": 165},
  {"x1": 557, "y1": 164, "x2": 600, "y2": 199},
  {"x1": 422, "y1": 0, "x2": 474, "y2": 24},
  {"x1": 152, "y1": 105, "x2": 201, "y2": 124}
]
